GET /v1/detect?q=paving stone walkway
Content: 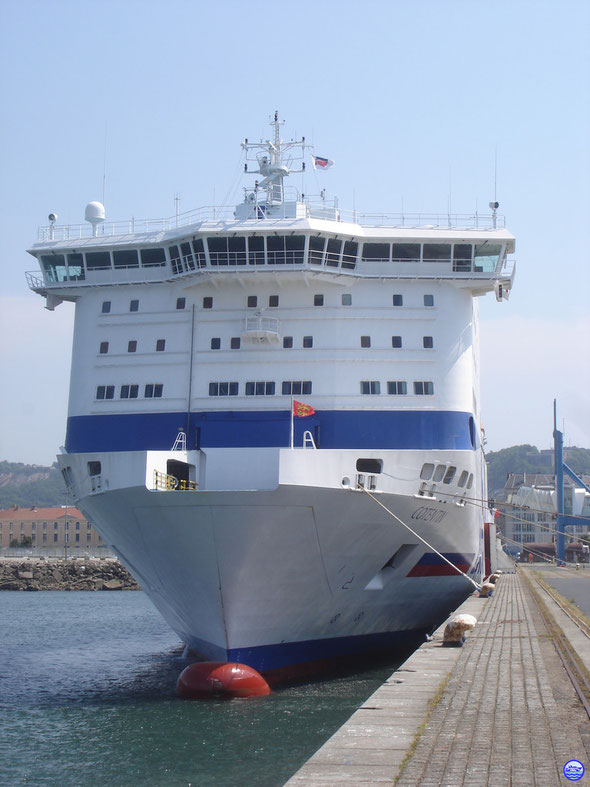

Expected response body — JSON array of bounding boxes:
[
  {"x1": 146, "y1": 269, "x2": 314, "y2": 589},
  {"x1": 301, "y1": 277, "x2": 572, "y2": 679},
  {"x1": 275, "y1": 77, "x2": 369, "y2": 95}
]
[{"x1": 286, "y1": 572, "x2": 589, "y2": 786}]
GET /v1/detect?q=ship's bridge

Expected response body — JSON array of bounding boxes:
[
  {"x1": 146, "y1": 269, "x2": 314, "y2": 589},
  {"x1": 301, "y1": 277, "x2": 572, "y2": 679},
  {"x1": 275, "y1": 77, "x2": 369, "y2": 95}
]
[{"x1": 27, "y1": 204, "x2": 515, "y2": 307}]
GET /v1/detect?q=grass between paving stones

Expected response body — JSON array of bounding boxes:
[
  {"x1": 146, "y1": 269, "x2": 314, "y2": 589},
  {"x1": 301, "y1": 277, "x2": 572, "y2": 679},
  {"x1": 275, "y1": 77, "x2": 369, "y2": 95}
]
[{"x1": 394, "y1": 671, "x2": 452, "y2": 784}]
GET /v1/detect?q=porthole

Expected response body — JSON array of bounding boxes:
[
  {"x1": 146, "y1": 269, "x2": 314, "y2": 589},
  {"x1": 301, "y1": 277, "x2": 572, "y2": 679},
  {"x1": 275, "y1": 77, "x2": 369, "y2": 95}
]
[
  {"x1": 420, "y1": 463, "x2": 435, "y2": 480},
  {"x1": 433, "y1": 464, "x2": 446, "y2": 482}
]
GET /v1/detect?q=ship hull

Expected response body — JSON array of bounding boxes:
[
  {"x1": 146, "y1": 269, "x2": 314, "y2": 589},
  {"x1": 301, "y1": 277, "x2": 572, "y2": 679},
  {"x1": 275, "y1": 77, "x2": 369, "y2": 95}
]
[{"x1": 75, "y1": 475, "x2": 480, "y2": 673}]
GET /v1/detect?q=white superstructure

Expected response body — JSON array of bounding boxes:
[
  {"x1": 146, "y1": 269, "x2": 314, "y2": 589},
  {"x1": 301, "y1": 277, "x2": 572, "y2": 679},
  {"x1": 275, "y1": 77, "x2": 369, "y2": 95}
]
[{"x1": 27, "y1": 114, "x2": 515, "y2": 673}]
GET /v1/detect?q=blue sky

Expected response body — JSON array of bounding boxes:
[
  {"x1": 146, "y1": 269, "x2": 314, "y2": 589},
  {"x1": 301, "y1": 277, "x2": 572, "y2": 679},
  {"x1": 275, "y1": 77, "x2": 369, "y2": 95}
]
[{"x1": 1, "y1": 0, "x2": 589, "y2": 465}]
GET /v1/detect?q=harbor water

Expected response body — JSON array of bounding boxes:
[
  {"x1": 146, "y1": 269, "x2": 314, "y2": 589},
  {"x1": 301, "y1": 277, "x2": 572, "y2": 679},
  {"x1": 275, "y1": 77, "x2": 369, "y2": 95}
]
[{"x1": 1, "y1": 591, "x2": 409, "y2": 786}]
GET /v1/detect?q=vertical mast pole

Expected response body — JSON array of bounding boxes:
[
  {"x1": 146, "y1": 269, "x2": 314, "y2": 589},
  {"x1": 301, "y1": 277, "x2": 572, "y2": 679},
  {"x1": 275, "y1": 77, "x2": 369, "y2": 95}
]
[
  {"x1": 554, "y1": 399, "x2": 565, "y2": 563},
  {"x1": 290, "y1": 396, "x2": 294, "y2": 449}
]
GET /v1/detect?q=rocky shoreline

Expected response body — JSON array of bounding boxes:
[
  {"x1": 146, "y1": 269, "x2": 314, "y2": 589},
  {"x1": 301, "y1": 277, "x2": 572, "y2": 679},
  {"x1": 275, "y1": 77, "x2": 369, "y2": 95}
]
[{"x1": 0, "y1": 557, "x2": 140, "y2": 591}]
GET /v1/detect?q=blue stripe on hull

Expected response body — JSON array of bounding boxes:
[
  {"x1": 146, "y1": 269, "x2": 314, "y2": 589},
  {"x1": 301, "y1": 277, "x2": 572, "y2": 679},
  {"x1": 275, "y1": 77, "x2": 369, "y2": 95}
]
[{"x1": 65, "y1": 409, "x2": 477, "y2": 452}]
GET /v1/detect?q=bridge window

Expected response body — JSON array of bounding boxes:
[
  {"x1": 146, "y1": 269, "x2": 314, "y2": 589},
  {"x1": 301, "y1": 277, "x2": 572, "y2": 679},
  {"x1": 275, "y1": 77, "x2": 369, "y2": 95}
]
[
  {"x1": 192, "y1": 237, "x2": 206, "y2": 267},
  {"x1": 325, "y1": 237, "x2": 342, "y2": 266},
  {"x1": 247, "y1": 236, "x2": 265, "y2": 265},
  {"x1": 168, "y1": 245, "x2": 181, "y2": 274},
  {"x1": 141, "y1": 247, "x2": 166, "y2": 267},
  {"x1": 414, "y1": 381, "x2": 434, "y2": 395},
  {"x1": 309, "y1": 235, "x2": 325, "y2": 265},
  {"x1": 67, "y1": 253, "x2": 84, "y2": 280},
  {"x1": 99, "y1": 342, "x2": 109, "y2": 354},
  {"x1": 452, "y1": 244, "x2": 472, "y2": 272},
  {"x1": 342, "y1": 240, "x2": 358, "y2": 269},
  {"x1": 387, "y1": 380, "x2": 407, "y2": 394},
  {"x1": 282, "y1": 381, "x2": 312, "y2": 395},
  {"x1": 457, "y1": 470, "x2": 469, "y2": 488},
  {"x1": 86, "y1": 251, "x2": 111, "y2": 270},
  {"x1": 423, "y1": 244, "x2": 451, "y2": 262},
  {"x1": 362, "y1": 242, "x2": 390, "y2": 261},
  {"x1": 360, "y1": 381, "x2": 380, "y2": 394},
  {"x1": 474, "y1": 243, "x2": 502, "y2": 272},
  {"x1": 443, "y1": 466, "x2": 457, "y2": 484},
  {"x1": 113, "y1": 249, "x2": 139, "y2": 268},
  {"x1": 393, "y1": 243, "x2": 420, "y2": 261}
]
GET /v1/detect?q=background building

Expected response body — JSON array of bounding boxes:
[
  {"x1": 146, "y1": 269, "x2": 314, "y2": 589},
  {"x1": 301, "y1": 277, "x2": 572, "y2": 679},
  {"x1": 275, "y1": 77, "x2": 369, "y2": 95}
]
[{"x1": 0, "y1": 505, "x2": 105, "y2": 552}]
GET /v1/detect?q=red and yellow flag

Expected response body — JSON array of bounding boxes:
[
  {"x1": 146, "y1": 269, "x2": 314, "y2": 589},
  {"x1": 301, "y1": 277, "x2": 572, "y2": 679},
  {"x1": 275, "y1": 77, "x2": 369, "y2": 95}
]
[{"x1": 293, "y1": 400, "x2": 315, "y2": 418}]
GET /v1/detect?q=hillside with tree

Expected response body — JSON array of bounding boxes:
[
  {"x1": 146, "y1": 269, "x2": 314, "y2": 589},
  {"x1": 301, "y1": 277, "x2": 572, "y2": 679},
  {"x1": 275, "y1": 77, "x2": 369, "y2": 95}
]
[
  {"x1": 0, "y1": 461, "x2": 67, "y2": 509},
  {"x1": 485, "y1": 445, "x2": 590, "y2": 494}
]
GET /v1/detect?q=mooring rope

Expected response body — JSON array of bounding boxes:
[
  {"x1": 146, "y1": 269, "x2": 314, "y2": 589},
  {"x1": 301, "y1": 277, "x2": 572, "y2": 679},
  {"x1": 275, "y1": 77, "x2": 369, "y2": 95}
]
[{"x1": 357, "y1": 484, "x2": 481, "y2": 590}]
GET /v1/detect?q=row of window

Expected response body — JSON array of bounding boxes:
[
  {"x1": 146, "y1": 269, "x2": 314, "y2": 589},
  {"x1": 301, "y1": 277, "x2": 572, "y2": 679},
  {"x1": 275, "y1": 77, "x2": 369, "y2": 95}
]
[
  {"x1": 41, "y1": 237, "x2": 502, "y2": 282},
  {"x1": 3, "y1": 521, "x2": 87, "y2": 531},
  {"x1": 96, "y1": 384, "x2": 163, "y2": 400},
  {"x1": 209, "y1": 381, "x2": 313, "y2": 397},
  {"x1": 0, "y1": 532, "x2": 95, "y2": 544},
  {"x1": 99, "y1": 339, "x2": 166, "y2": 354},
  {"x1": 100, "y1": 293, "x2": 435, "y2": 314},
  {"x1": 361, "y1": 381, "x2": 434, "y2": 395},
  {"x1": 419, "y1": 462, "x2": 474, "y2": 489}
]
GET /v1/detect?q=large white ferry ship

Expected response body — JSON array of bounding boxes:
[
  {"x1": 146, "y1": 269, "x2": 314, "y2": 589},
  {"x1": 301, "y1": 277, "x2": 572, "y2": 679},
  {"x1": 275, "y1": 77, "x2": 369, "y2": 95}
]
[{"x1": 27, "y1": 114, "x2": 515, "y2": 674}]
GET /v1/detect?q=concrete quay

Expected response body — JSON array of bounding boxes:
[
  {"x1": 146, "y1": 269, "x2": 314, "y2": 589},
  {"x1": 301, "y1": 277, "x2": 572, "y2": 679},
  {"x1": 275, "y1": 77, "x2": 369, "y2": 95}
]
[{"x1": 285, "y1": 571, "x2": 590, "y2": 786}]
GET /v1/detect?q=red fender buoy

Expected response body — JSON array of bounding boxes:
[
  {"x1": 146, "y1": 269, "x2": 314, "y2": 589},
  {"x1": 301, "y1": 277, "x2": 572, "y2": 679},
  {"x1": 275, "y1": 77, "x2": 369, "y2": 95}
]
[{"x1": 176, "y1": 661, "x2": 271, "y2": 699}]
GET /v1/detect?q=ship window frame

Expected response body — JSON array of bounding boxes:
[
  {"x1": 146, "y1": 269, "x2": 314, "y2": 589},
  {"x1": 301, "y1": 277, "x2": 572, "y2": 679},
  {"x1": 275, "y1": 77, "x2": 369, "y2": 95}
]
[
  {"x1": 362, "y1": 242, "x2": 390, "y2": 262},
  {"x1": 283, "y1": 336, "x2": 293, "y2": 349},
  {"x1": 423, "y1": 336, "x2": 434, "y2": 349},
  {"x1": 360, "y1": 335, "x2": 371, "y2": 348},
  {"x1": 392, "y1": 294, "x2": 403, "y2": 306},
  {"x1": 302, "y1": 335, "x2": 313, "y2": 348},
  {"x1": 86, "y1": 251, "x2": 112, "y2": 271},
  {"x1": 281, "y1": 380, "x2": 312, "y2": 396},
  {"x1": 176, "y1": 297, "x2": 186, "y2": 310},
  {"x1": 129, "y1": 299, "x2": 139, "y2": 312},
  {"x1": 387, "y1": 380, "x2": 407, "y2": 395},
  {"x1": 341, "y1": 293, "x2": 352, "y2": 306},
  {"x1": 420, "y1": 463, "x2": 435, "y2": 480},
  {"x1": 101, "y1": 300, "x2": 111, "y2": 314},
  {"x1": 392, "y1": 243, "x2": 421, "y2": 262},
  {"x1": 140, "y1": 247, "x2": 167, "y2": 267},
  {"x1": 113, "y1": 249, "x2": 139, "y2": 269},
  {"x1": 203, "y1": 297, "x2": 213, "y2": 309},
  {"x1": 245, "y1": 381, "x2": 276, "y2": 396},
  {"x1": 423, "y1": 243, "x2": 451, "y2": 262},
  {"x1": 99, "y1": 341, "x2": 109, "y2": 354},
  {"x1": 210, "y1": 337, "x2": 221, "y2": 350},
  {"x1": 308, "y1": 235, "x2": 325, "y2": 265},
  {"x1": 156, "y1": 339, "x2": 166, "y2": 352},
  {"x1": 433, "y1": 464, "x2": 446, "y2": 482},
  {"x1": 392, "y1": 336, "x2": 402, "y2": 348},
  {"x1": 424, "y1": 294, "x2": 434, "y2": 307},
  {"x1": 230, "y1": 337, "x2": 241, "y2": 349},
  {"x1": 414, "y1": 380, "x2": 434, "y2": 395},
  {"x1": 127, "y1": 340, "x2": 137, "y2": 353},
  {"x1": 360, "y1": 381, "x2": 380, "y2": 395}
]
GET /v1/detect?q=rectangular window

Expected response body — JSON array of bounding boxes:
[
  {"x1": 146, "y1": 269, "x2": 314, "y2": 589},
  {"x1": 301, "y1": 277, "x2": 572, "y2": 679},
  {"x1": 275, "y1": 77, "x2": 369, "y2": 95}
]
[
  {"x1": 128, "y1": 340, "x2": 137, "y2": 353},
  {"x1": 96, "y1": 385, "x2": 114, "y2": 400},
  {"x1": 99, "y1": 341, "x2": 109, "y2": 354},
  {"x1": 120, "y1": 384, "x2": 139, "y2": 399},
  {"x1": 203, "y1": 297, "x2": 213, "y2": 309},
  {"x1": 424, "y1": 294, "x2": 434, "y2": 306},
  {"x1": 75, "y1": 533, "x2": 80, "y2": 542},
  {"x1": 230, "y1": 337, "x2": 241, "y2": 349},
  {"x1": 67, "y1": 252, "x2": 84, "y2": 280},
  {"x1": 314, "y1": 294, "x2": 324, "y2": 306},
  {"x1": 210, "y1": 337, "x2": 221, "y2": 350},
  {"x1": 414, "y1": 381, "x2": 434, "y2": 395},
  {"x1": 325, "y1": 238, "x2": 342, "y2": 267},
  {"x1": 361, "y1": 381, "x2": 380, "y2": 395},
  {"x1": 303, "y1": 336, "x2": 313, "y2": 348},
  {"x1": 423, "y1": 336, "x2": 434, "y2": 348},
  {"x1": 283, "y1": 336, "x2": 293, "y2": 349},
  {"x1": 474, "y1": 243, "x2": 502, "y2": 272},
  {"x1": 168, "y1": 245, "x2": 181, "y2": 274},
  {"x1": 392, "y1": 243, "x2": 420, "y2": 261},
  {"x1": 245, "y1": 381, "x2": 275, "y2": 395},
  {"x1": 101, "y1": 300, "x2": 111, "y2": 313},
  {"x1": 392, "y1": 336, "x2": 402, "y2": 348},
  {"x1": 342, "y1": 240, "x2": 358, "y2": 269},
  {"x1": 54, "y1": 534, "x2": 58, "y2": 542},
  {"x1": 423, "y1": 243, "x2": 451, "y2": 262},
  {"x1": 308, "y1": 235, "x2": 325, "y2": 265},
  {"x1": 247, "y1": 235, "x2": 265, "y2": 265},
  {"x1": 156, "y1": 339, "x2": 165, "y2": 352},
  {"x1": 114, "y1": 250, "x2": 139, "y2": 269},
  {"x1": 87, "y1": 252, "x2": 111, "y2": 270},
  {"x1": 393, "y1": 294, "x2": 403, "y2": 306},
  {"x1": 341, "y1": 293, "x2": 352, "y2": 305},
  {"x1": 209, "y1": 382, "x2": 238, "y2": 396},
  {"x1": 282, "y1": 381, "x2": 312, "y2": 395},
  {"x1": 247, "y1": 295, "x2": 258, "y2": 307},
  {"x1": 141, "y1": 247, "x2": 166, "y2": 267},
  {"x1": 145, "y1": 384, "x2": 163, "y2": 398},
  {"x1": 129, "y1": 299, "x2": 139, "y2": 312},
  {"x1": 269, "y1": 295, "x2": 279, "y2": 307},
  {"x1": 452, "y1": 244, "x2": 472, "y2": 272},
  {"x1": 360, "y1": 336, "x2": 371, "y2": 348},
  {"x1": 387, "y1": 381, "x2": 407, "y2": 395},
  {"x1": 176, "y1": 297, "x2": 186, "y2": 310},
  {"x1": 362, "y1": 242, "x2": 390, "y2": 261}
]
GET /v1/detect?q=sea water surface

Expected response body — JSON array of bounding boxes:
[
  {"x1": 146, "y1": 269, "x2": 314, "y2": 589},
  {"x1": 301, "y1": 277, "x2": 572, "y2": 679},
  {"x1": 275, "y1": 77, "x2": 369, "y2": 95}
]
[{"x1": 1, "y1": 591, "x2": 408, "y2": 787}]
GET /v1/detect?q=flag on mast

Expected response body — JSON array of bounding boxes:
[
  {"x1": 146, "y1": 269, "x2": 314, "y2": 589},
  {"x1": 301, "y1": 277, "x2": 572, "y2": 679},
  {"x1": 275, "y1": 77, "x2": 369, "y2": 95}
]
[
  {"x1": 293, "y1": 401, "x2": 315, "y2": 417},
  {"x1": 312, "y1": 155, "x2": 335, "y2": 170}
]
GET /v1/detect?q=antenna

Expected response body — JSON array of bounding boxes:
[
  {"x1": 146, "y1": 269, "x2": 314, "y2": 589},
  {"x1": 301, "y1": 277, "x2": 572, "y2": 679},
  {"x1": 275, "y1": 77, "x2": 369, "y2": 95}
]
[{"x1": 102, "y1": 124, "x2": 107, "y2": 206}]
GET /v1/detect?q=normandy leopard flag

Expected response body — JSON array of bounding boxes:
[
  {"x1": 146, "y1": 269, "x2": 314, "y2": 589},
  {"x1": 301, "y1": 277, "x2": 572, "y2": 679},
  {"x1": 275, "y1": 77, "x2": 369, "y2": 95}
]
[
  {"x1": 312, "y1": 155, "x2": 335, "y2": 170},
  {"x1": 293, "y1": 400, "x2": 315, "y2": 417}
]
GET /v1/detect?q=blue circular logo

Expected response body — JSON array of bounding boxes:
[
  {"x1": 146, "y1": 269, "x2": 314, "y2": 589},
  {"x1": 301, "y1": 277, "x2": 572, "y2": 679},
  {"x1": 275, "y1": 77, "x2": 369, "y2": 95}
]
[{"x1": 564, "y1": 760, "x2": 585, "y2": 781}]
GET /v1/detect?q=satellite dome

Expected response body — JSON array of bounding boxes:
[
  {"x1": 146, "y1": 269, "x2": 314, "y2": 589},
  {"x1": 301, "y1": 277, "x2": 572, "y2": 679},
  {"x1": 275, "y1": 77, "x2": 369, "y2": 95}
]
[{"x1": 85, "y1": 201, "x2": 106, "y2": 224}]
